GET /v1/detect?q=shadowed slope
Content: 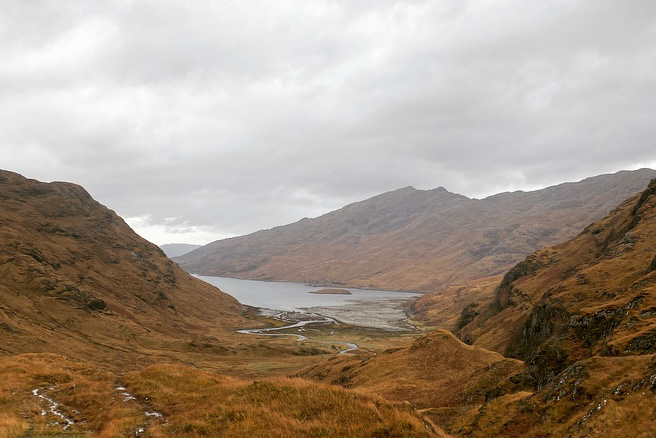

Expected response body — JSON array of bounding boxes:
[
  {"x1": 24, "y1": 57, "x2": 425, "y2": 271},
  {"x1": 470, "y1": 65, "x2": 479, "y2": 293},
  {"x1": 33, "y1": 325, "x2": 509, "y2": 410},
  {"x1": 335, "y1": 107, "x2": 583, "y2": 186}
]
[
  {"x1": 452, "y1": 354, "x2": 656, "y2": 438},
  {"x1": 177, "y1": 169, "x2": 656, "y2": 292}
]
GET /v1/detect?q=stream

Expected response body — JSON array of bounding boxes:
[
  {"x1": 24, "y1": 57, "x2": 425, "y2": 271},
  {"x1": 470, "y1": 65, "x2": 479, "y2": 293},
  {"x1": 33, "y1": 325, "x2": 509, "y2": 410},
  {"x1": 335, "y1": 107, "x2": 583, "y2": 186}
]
[
  {"x1": 32, "y1": 388, "x2": 74, "y2": 430},
  {"x1": 237, "y1": 310, "x2": 360, "y2": 354}
]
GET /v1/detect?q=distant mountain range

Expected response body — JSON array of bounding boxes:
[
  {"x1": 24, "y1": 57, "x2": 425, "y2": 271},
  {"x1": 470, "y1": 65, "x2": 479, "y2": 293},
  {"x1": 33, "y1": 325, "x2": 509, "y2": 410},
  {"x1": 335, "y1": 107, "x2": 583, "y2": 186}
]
[
  {"x1": 176, "y1": 169, "x2": 656, "y2": 292},
  {"x1": 160, "y1": 243, "x2": 202, "y2": 258}
]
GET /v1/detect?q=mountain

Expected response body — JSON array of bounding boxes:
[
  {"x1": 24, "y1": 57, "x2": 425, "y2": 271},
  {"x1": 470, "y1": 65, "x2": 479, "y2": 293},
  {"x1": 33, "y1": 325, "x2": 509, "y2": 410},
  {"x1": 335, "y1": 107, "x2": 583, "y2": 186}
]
[
  {"x1": 160, "y1": 243, "x2": 202, "y2": 258},
  {"x1": 0, "y1": 169, "x2": 449, "y2": 436},
  {"x1": 458, "y1": 176, "x2": 656, "y2": 382},
  {"x1": 445, "y1": 178, "x2": 656, "y2": 436},
  {"x1": 0, "y1": 170, "x2": 244, "y2": 370},
  {"x1": 176, "y1": 169, "x2": 656, "y2": 292},
  {"x1": 298, "y1": 179, "x2": 656, "y2": 437}
]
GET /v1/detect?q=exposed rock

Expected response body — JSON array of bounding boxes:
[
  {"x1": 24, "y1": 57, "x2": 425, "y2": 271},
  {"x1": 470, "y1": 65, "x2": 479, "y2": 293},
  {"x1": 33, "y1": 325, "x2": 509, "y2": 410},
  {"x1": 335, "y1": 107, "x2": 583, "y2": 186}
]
[
  {"x1": 625, "y1": 330, "x2": 656, "y2": 353},
  {"x1": 647, "y1": 255, "x2": 656, "y2": 274},
  {"x1": 457, "y1": 177, "x2": 656, "y2": 389}
]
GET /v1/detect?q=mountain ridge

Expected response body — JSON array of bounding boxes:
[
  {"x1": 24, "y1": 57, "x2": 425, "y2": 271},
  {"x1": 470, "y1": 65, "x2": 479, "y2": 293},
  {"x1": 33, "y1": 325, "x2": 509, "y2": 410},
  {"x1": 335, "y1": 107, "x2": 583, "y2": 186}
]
[{"x1": 176, "y1": 168, "x2": 656, "y2": 292}]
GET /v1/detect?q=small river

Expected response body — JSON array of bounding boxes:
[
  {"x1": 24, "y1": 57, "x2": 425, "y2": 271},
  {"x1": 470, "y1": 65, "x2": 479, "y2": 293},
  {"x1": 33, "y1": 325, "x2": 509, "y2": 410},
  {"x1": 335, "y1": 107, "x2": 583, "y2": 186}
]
[{"x1": 196, "y1": 275, "x2": 420, "y2": 330}]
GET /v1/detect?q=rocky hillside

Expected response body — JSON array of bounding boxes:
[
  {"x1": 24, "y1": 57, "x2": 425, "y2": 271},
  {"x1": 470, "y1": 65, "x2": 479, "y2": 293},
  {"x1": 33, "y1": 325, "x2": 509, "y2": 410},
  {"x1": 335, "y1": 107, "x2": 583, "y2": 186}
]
[
  {"x1": 177, "y1": 169, "x2": 656, "y2": 292},
  {"x1": 297, "y1": 180, "x2": 656, "y2": 437},
  {"x1": 457, "y1": 177, "x2": 656, "y2": 384},
  {"x1": 0, "y1": 170, "x2": 244, "y2": 370}
]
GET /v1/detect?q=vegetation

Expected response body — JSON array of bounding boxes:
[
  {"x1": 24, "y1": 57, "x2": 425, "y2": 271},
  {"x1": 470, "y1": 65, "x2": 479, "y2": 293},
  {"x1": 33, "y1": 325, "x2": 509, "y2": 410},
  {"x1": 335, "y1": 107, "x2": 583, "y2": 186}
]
[
  {"x1": 0, "y1": 354, "x2": 444, "y2": 437},
  {"x1": 3, "y1": 169, "x2": 656, "y2": 436}
]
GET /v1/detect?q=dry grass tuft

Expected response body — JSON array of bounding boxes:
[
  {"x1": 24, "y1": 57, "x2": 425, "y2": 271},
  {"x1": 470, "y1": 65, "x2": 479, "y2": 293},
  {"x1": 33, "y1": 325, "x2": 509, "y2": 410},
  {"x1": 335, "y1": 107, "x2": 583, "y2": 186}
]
[
  {"x1": 0, "y1": 354, "x2": 444, "y2": 437},
  {"x1": 124, "y1": 364, "x2": 442, "y2": 437}
]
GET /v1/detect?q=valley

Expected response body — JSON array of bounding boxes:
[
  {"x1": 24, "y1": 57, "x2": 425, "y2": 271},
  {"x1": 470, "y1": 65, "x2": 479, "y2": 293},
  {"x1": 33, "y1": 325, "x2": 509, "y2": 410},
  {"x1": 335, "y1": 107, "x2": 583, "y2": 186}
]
[
  {"x1": 2, "y1": 169, "x2": 656, "y2": 437},
  {"x1": 4, "y1": 2, "x2": 655, "y2": 436}
]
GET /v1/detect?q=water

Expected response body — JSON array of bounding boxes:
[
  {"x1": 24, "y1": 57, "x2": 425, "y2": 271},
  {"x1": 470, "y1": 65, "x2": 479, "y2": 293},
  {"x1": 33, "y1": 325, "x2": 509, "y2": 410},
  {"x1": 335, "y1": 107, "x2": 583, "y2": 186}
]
[
  {"x1": 196, "y1": 275, "x2": 418, "y2": 310},
  {"x1": 195, "y1": 275, "x2": 420, "y2": 330}
]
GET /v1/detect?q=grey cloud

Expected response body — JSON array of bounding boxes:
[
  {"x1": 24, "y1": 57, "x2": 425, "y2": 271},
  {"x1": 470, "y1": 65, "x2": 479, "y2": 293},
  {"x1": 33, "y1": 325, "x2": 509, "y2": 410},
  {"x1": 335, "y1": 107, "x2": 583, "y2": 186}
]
[{"x1": 1, "y1": 0, "x2": 655, "y2": 244}]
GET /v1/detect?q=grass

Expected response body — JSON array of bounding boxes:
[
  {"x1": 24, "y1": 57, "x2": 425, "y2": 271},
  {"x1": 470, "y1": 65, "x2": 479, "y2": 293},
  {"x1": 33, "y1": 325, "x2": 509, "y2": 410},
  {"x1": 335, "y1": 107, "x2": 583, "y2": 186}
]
[
  {"x1": 0, "y1": 353, "x2": 444, "y2": 437},
  {"x1": 124, "y1": 364, "x2": 441, "y2": 437},
  {"x1": 0, "y1": 414, "x2": 28, "y2": 438}
]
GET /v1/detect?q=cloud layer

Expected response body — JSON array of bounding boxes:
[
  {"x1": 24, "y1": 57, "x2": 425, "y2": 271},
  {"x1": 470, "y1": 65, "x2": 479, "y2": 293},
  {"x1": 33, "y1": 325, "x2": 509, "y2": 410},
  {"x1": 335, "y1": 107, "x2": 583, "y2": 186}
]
[{"x1": 2, "y1": 0, "x2": 655, "y2": 244}]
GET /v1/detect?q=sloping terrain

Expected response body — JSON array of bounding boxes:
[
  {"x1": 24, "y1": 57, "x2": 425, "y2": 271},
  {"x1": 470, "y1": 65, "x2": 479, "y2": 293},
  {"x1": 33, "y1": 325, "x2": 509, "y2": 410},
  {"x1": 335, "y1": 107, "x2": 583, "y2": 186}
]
[
  {"x1": 177, "y1": 169, "x2": 656, "y2": 292},
  {"x1": 0, "y1": 353, "x2": 445, "y2": 437},
  {"x1": 453, "y1": 354, "x2": 656, "y2": 438},
  {"x1": 298, "y1": 330, "x2": 524, "y2": 426},
  {"x1": 409, "y1": 275, "x2": 502, "y2": 331},
  {"x1": 0, "y1": 169, "x2": 245, "y2": 370},
  {"x1": 427, "y1": 178, "x2": 656, "y2": 436},
  {"x1": 459, "y1": 178, "x2": 656, "y2": 382},
  {"x1": 298, "y1": 181, "x2": 656, "y2": 437}
]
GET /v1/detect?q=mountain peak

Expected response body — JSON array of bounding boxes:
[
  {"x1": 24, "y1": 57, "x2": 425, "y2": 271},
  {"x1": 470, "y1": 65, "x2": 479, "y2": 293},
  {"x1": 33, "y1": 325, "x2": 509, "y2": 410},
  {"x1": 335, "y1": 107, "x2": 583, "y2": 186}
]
[{"x1": 176, "y1": 169, "x2": 656, "y2": 291}]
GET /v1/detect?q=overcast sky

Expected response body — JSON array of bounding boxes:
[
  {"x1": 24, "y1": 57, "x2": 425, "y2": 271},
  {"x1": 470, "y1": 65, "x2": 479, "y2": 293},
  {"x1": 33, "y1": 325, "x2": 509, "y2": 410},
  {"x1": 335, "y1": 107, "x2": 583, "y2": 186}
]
[{"x1": 2, "y1": 0, "x2": 655, "y2": 245}]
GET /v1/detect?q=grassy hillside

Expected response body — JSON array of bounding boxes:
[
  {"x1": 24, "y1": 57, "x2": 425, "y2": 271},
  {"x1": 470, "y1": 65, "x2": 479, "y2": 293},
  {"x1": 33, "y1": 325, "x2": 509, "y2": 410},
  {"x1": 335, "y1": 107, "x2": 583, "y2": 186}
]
[
  {"x1": 452, "y1": 354, "x2": 656, "y2": 437},
  {"x1": 0, "y1": 353, "x2": 445, "y2": 437},
  {"x1": 0, "y1": 170, "x2": 254, "y2": 370},
  {"x1": 298, "y1": 330, "x2": 524, "y2": 428},
  {"x1": 459, "y1": 178, "x2": 656, "y2": 383}
]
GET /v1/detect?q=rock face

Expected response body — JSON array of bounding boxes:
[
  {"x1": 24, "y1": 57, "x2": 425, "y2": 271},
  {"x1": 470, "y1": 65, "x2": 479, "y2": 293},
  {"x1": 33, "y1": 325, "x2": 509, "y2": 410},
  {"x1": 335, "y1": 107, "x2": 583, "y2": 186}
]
[
  {"x1": 176, "y1": 169, "x2": 656, "y2": 292},
  {"x1": 0, "y1": 170, "x2": 243, "y2": 369},
  {"x1": 459, "y1": 177, "x2": 656, "y2": 386}
]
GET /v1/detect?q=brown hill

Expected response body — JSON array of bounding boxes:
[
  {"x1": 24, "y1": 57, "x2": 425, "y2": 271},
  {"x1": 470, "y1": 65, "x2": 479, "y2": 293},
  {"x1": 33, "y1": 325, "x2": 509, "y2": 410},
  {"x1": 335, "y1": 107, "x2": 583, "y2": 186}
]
[
  {"x1": 177, "y1": 169, "x2": 656, "y2": 292},
  {"x1": 0, "y1": 170, "x2": 245, "y2": 370},
  {"x1": 459, "y1": 177, "x2": 656, "y2": 385},
  {"x1": 409, "y1": 275, "x2": 502, "y2": 331},
  {"x1": 298, "y1": 330, "x2": 524, "y2": 427},
  {"x1": 298, "y1": 180, "x2": 656, "y2": 436}
]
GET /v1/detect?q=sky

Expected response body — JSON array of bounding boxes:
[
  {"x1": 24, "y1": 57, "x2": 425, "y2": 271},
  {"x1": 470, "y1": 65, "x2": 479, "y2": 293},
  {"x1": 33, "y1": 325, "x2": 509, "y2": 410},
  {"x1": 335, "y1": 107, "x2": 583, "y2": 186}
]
[{"x1": 1, "y1": 0, "x2": 655, "y2": 245}]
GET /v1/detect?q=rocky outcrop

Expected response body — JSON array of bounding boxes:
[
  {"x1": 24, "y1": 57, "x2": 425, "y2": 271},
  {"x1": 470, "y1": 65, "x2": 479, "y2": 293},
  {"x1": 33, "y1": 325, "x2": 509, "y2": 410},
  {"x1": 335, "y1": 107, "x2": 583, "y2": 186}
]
[
  {"x1": 457, "y1": 177, "x2": 656, "y2": 389},
  {"x1": 647, "y1": 255, "x2": 656, "y2": 274}
]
